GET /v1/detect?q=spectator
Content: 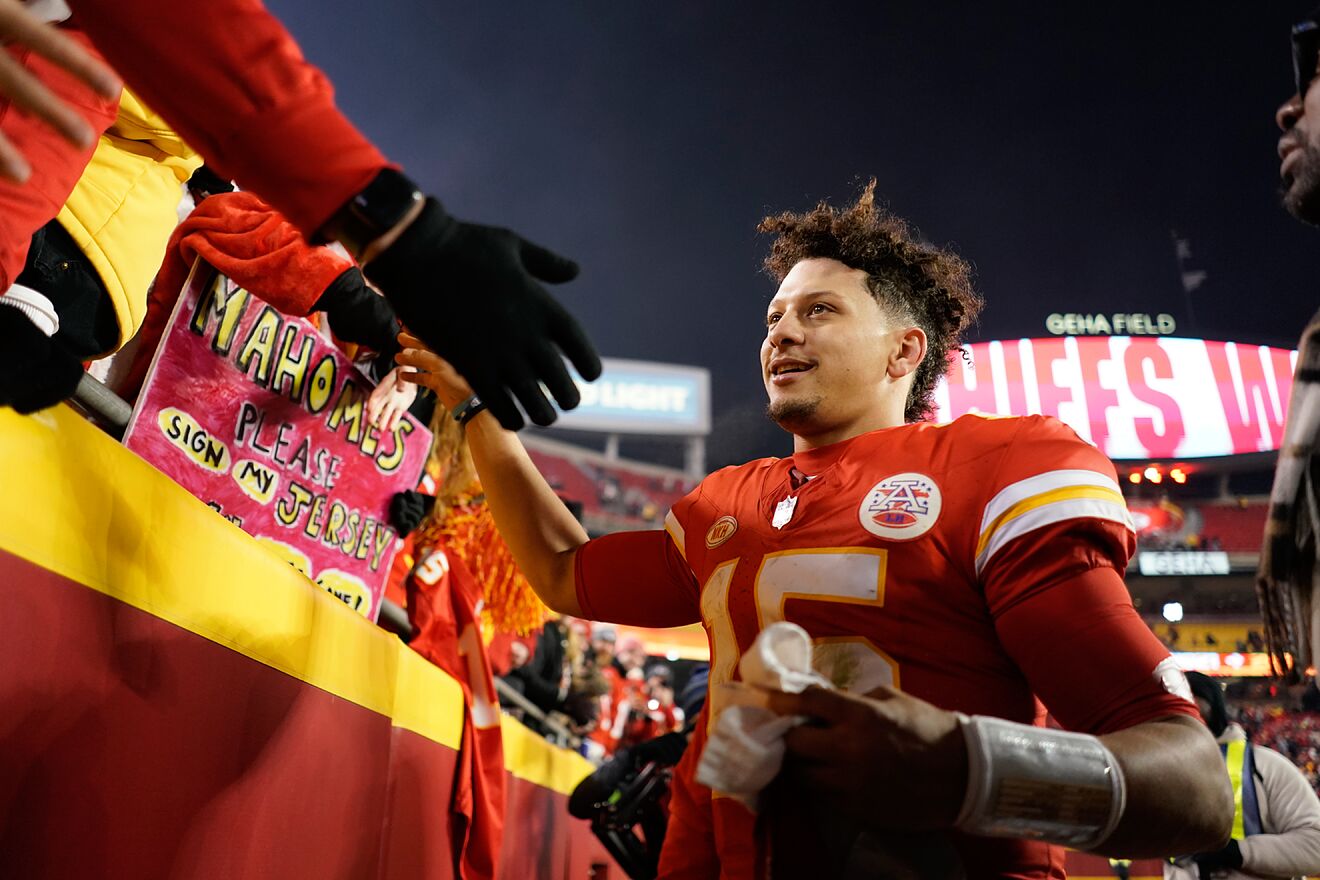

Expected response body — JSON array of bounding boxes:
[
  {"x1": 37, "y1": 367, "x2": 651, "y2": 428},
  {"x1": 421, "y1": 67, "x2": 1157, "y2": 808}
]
[
  {"x1": 502, "y1": 617, "x2": 569, "y2": 717},
  {"x1": 1166, "y1": 672, "x2": 1320, "y2": 879},
  {"x1": 11, "y1": 85, "x2": 200, "y2": 369},
  {"x1": 390, "y1": 385, "x2": 550, "y2": 638},
  {"x1": 614, "y1": 634, "x2": 647, "y2": 678},
  {"x1": 0, "y1": 0, "x2": 602, "y2": 427},
  {"x1": 1262, "y1": 9, "x2": 1320, "y2": 682}
]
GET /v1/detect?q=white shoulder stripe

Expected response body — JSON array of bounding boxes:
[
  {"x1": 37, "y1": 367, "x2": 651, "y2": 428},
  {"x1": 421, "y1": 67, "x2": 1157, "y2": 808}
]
[
  {"x1": 979, "y1": 468, "x2": 1122, "y2": 536},
  {"x1": 975, "y1": 497, "x2": 1132, "y2": 576},
  {"x1": 664, "y1": 509, "x2": 687, "y2": 559}
]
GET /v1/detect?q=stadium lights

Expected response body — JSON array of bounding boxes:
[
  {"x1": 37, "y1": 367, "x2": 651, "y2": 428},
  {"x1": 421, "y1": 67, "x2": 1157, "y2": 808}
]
[
  {"x1": 1144, "y1": 466, "x2": 1162, "y2": 484},
  {"x1": 1170, "y1": 467, "x2": 1187, "y2": 484},
  {"x1": 1128, "y1": 471, "x2": 1141, "y2": 484},
  {"x1": 1162, "y1": 601, "x2": 1184, "y2": 623}
]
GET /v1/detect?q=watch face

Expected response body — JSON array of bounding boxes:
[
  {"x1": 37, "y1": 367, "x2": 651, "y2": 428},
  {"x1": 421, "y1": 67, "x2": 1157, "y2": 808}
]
[
  {"x1": 355, "y1": 169, "x2": 423, "y2": 230},
  {"x1": 339, "y1": 169, "x2": 422, "y2": 252}
]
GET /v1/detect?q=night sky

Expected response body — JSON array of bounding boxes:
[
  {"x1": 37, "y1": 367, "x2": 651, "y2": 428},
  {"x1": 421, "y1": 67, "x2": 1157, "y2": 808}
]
[{"x1": 267, "y1": 1, "x2": 1320, "y2": 468}]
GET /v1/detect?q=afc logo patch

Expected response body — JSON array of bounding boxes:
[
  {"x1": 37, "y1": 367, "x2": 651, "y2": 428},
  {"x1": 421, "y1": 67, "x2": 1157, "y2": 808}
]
[{"x1": 858, "y1": 472, "x2": 942, "y2": 540}]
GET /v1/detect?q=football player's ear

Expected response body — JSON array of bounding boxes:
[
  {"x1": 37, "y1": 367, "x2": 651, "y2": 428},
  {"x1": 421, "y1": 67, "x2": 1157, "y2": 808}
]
[{"x1": 886, "y1": 326, "x2": 926, "y2": 380}]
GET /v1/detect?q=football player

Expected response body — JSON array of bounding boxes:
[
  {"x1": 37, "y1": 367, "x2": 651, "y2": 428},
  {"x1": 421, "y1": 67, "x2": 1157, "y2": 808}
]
[{"x1": 397, "y1": 182, "x2": 1232, "y2": 877}]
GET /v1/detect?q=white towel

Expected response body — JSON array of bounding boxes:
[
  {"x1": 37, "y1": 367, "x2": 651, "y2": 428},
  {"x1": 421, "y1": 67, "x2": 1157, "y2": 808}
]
[{"x1": 694, "y1": 622, "x2": 829, "y2": 806}]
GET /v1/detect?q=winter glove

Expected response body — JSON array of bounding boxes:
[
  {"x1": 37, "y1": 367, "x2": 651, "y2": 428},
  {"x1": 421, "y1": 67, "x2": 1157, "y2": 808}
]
[
  {"x1": 0, "y1": 306, "x2": 83, "y2": 413},
  {"x1": 315, "y1": 266, "x2": 400, "y2": 357},
  {"x1": 1193, "y1": 838, "x2": 1242, "y2": 879},
  {"x1": 389, "y1": 490, "x2": 435, "y2": 536},
  {"x1": 364, "y1": 198, "x2": 601, "y2": 430}
]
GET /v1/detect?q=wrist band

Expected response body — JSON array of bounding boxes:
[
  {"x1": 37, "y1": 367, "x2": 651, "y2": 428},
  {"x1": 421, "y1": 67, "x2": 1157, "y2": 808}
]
[
  {"x1": 954, "y1": 714, "x2": 1126, "y2": 850},
  {"x1": 453, "y1": 394, "x2": 487, "y2": 426}
]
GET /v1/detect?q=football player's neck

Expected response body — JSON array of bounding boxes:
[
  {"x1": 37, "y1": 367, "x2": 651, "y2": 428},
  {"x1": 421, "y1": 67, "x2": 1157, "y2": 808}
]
[{"x1": 789, "y1": 399, "x2": 906, "y2": 453}]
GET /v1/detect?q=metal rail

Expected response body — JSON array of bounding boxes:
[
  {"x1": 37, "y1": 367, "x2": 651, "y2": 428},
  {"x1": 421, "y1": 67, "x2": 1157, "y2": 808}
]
[
  {"x1": 493, "y1": 676, "x2": 580, "y2": 749},
  {"x1": 70, "y1": 373, "x2": 132, "y2": 437}
]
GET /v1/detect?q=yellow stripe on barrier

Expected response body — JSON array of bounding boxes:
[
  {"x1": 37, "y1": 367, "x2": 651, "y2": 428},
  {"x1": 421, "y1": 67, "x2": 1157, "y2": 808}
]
[
  {"x1": 0, "y1": 406, "x2": 464, "y2": 750},
  {"x1": 501, "y1": 715, "x2": 595, "y2": 796}
]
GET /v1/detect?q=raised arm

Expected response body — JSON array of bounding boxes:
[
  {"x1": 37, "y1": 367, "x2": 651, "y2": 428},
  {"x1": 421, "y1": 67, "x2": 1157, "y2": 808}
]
[
  {"x1": 396, "y1": 335, "x2": 587, "y2": 615},
  {"x1": 70, "y1": 0, "x2": 602, "y2": 430}
]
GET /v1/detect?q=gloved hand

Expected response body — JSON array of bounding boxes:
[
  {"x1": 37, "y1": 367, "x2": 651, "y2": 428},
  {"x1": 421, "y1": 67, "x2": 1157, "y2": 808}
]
[
  {"x1": 389, "y1": 489, "x2": 435, "y2": 536},
  {"x1": 1193, "y1": 839, "x2": 1242, "y2": 878},
  {"x1": 315, "y1": 267, "x2": 401, "y2": 356},
  {"x1": 364, "y1": 198, "x2": 602, "y2": 430},
  {"x1": 0, "y1": 305, "x2": 83, "y2": 413}
]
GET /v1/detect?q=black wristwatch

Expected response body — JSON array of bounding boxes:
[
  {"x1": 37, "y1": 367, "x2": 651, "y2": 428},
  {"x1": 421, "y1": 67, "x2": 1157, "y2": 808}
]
[{"x1": 320, "y1": 168, "x2": 423, "y2": 256}]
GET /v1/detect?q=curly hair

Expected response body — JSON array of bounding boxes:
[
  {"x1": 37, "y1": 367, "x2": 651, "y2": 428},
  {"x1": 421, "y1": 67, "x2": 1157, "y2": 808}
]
[{"x1": 758, "y1": 180, "x2": 982, "y2": 423}]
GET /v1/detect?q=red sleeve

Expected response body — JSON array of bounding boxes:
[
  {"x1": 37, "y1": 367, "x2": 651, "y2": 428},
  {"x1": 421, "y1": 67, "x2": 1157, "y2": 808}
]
[
  {"x1": 176, "y1": 192, "x2": 350, "y2": 316},
  {"x1": 68, "y1": 0, "x2": 388, "y2": 236},
  {"x1": 574, "y1": 530, "x2": 701, "y2": 627},
  {"x1": 990, "y1": 524, "x2": 1201, "y2": 735},
  {"x1": 975, "y1": 416, "x2": 1135, "y2": 616}
]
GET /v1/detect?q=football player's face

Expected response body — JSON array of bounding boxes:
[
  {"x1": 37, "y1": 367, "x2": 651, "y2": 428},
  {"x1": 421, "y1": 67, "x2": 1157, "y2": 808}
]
[{"x1": 761, "y1": 258, "x2": 903, "y2": 436}]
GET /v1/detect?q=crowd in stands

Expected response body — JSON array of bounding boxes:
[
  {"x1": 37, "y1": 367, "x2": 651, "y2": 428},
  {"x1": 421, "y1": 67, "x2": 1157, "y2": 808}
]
[
  {"x1": 496, "y1": 618, "x2": 701, "y2": 762},
  {"x1": 1238, "y1": 702, "x2": 1320, "y2": 796}
]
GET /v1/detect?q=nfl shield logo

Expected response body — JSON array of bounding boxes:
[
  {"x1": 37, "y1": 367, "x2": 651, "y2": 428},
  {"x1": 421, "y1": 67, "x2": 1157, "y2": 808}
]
[{"x1": 858, "y1": 473, "x2": 942, "y2": 540}]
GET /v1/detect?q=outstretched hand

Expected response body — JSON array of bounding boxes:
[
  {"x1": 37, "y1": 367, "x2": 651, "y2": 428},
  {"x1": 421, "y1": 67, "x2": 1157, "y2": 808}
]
[
  {"x1": 364, "y1": 199, "x2": 600, "y2": 431},
  {"x1": 765, "y1": 685, "x2": 968, "y2": 832},
  {"x1": 0, "y1": 1, "x2": 120, "y2": 181},
  {"x1": 365, "y1": 365, "x2": 417, "y2": 432},
  {"x1": 394, "y1": 331, "x2": 475, "y2": 411}
]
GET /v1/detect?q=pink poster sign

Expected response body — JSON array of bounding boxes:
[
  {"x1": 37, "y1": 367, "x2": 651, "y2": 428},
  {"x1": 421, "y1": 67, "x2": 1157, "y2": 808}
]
[{"x1": 123, "y1": 263, "x2": 431, "y2": 621}]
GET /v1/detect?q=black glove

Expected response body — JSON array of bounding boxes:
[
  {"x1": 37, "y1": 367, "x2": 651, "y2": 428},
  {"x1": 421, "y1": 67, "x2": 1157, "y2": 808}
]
[
  {"x1": 364, "y1": 198, "x2": 602, "y2": 430},
  {"x1": 0, "y1": 306, "x2": 84, "y2": 413},
  {"x1": 1193, "y1": 838, "x2": 1242, "y2": 878},
  {"x1": 315, "y1": 267, "x2": 401, "y2": 357},
  {"x1": 389, "y1": 490, "x2": 435, "y2": 536}
]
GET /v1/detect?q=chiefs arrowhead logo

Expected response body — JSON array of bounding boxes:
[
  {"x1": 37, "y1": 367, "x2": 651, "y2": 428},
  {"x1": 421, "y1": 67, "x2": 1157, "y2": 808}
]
[
  {"x1": 705, "y1": 515, "x2": 738, "y2": 549},
  {"x1": 858, "y1": 473, "x2": 941, "y2": 540}
]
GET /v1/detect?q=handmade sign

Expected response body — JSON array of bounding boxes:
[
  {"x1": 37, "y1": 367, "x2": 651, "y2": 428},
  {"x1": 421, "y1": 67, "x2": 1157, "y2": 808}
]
[{"x1": 124, "y1": 262, "x2": 431, "y2": 621}]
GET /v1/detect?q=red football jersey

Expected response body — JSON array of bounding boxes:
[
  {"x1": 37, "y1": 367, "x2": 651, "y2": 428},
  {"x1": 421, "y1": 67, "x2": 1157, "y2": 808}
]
[
  {"x1": 407, "y1": 545, "x2": 505, "y2": 880},
  {"x1": 575, "y1": 414, "x2": 1197, "y2": 879}
]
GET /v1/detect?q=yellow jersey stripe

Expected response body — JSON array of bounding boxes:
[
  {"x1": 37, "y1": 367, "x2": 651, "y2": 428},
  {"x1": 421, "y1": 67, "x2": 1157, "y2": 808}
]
[
  {"x1": 976, "y1": 484, "x2": 1128, "y2": 559},
  {"x1": 979, "y1": 468, "x2": 1123, "y2": 536},
  {"x1": 975, "y1": 497, "x2": 1133, "y2": 576}
]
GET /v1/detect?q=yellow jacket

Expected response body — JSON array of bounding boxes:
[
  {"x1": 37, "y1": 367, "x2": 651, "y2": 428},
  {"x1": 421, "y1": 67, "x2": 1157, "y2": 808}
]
[{"x1": 57, "y1": 87, "x2": 202, "y2": 353}]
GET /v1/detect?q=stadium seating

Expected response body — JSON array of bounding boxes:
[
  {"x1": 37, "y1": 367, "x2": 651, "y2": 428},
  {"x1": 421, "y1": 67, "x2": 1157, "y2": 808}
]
[
  {"x1": 1195, "y1": 501, "x2": 1269, "y2": 552},
  {"x1": 523, "y1": 437, "x2": 692, "y2": 531}
]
